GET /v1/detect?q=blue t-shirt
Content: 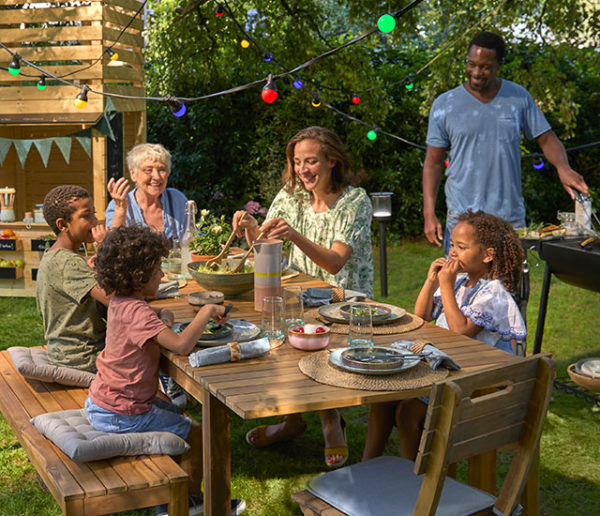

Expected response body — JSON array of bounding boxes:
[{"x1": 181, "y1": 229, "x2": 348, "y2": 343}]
[
  {"x1": 105, "y1": 187, "x2": 188, "y2": 240},
  {"x1": 426, "y1": 80, "x2": 551, "y2": 226}
]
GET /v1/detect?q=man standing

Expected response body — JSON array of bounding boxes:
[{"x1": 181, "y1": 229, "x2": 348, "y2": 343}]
[{"x1": 423, "y1": 31, "x2": 588, "y2": 252}]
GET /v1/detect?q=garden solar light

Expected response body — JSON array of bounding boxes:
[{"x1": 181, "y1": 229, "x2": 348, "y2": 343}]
[
  {"x1": 74, "y1": 86, "x2": 89, "y2": 108},
  {"x1": 36, "y1": 75, "x2": 47, "y2": 91},
  {"x1": 370, "y1": 192, "x2": 394, "y2": 297},
  {"x1": 8, "y1": 54, "x2": 21, "y2": 75},
  {"x1": 261, "y1": 75, "x2": 278, "y2": 103}
]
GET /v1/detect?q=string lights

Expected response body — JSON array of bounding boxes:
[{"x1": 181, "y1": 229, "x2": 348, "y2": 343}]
[
  {"x1": 351, "y1": 93, "x2": 361, "y2": 105},
  {"x1": 377, "y1": 14, "x2": 397, "y2": 33},
  {"x1": 167, "y1": 97, "x2": 187, "y2": 117},
  {"x1": 261, "y1": 75, "x2": 278, "y2": 103},
  {"x1": 8, "y1": 54, "x2": 20, "y2": 75},
  {"x1": 73, "y1": 86, "x2": 89, "y2": 109},
  {"x1": 106, "y1": 48, "x2": 119, "y2": 61},
  {"x1": 36, "y1": 76, "x2": 47, "y2": 91}
]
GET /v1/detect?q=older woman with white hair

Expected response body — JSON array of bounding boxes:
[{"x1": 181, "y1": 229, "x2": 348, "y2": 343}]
[{"x1": 105, "y1": 143, "x2": 188, "y2": 240}]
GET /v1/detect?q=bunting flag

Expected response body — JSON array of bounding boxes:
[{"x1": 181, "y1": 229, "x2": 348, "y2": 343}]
[{"x1": 0, "y1": 97, "x2": 118, "y2": 168}]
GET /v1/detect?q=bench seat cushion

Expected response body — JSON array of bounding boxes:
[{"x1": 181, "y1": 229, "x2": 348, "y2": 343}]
[
  {"x1": 31, "y1": 409, "x2": 190, "y2": 462},
  {"x1": 8, "y1": 346, "x2": 95, "y2": 387}
]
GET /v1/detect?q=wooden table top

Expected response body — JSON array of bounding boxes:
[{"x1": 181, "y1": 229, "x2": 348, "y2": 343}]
[{"x1": 152, "y1": 274, "x2": 518, "y2": 419}]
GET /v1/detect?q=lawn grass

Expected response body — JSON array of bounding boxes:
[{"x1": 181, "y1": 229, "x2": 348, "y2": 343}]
[{"x1": 0, "y1": 240, "x2": 598, "y2": 515}]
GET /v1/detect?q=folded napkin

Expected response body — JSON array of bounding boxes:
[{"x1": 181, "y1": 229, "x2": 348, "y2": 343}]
[
  {"x1": 391, "y1": 340, "x2": 461, "y2": 371},
  {"x1": 157, "y1": 280, "x2": 180, "y2": 299},
  {"x1": 302, "y1": 287, "x2": 349, "y2": 307},
  {"x1": 188, "y1": 337, "x2": 270, "y2": 367}
]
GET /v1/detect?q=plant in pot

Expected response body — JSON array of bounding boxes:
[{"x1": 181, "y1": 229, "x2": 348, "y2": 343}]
[{"x1": 190, "y1": 210, "x2": 233, "y2": 261}]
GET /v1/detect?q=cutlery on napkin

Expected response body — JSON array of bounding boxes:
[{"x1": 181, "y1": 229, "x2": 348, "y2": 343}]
[
  {"x1": 302, "y1": 287, "x2": 350, "y2": 307},
  {"x1": 391, "y1": 339, "x2": 461, "y2": 370},
  {"x1": 188, "y1": 337, "x2": 270, "y2": 367}
]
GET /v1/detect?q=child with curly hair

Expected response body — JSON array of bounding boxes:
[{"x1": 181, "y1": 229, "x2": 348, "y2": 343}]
[
  {"x1": 85, "y1": 225, "x2": 245, "y2": 515},
  {"x1": 363, "y1": 210, "x2": 526, "y2": 461},
  {"x1": 36, "y1": 185, "x2": 109, "y2": 372}
]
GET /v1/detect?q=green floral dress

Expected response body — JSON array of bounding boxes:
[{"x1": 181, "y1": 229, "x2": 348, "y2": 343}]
[{"x1": 266, "y1": 186, "x2": 374, "y2": 297}]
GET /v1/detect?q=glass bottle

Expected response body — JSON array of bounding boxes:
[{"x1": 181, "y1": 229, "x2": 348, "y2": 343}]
[{"x1": 180, "y1": 200, "x2": 197, "y2": 279}]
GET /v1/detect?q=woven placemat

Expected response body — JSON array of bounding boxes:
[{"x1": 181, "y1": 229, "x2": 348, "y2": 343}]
[
  {"x1": 298, "y1": 350, "x2": 448, "y2": 391},
  {"x1": 307, "y1": 311, "x2": 424, "y2": 335}
]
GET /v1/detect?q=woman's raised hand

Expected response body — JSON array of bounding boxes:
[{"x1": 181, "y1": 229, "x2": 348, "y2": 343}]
[
  {"x1": 233, "y1": 210, "x2": 258, "y2": 238},
  {"x1": 261, "y1": 217, "x2": 296, "y2": 241},
  {"x1": 107, "y1": 177, "x2": 131, "y2": 209}
]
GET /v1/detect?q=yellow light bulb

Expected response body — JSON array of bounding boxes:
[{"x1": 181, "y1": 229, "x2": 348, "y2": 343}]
[{"x1": 240, "y1": 39, "x2": 250, "y2": 49}]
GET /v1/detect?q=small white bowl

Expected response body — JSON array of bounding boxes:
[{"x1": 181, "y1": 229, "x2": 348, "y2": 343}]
[
  {"x1": 188, "y1": 290, "x2": 225, "y2": 306},
  {"x1": 288, "y1": 323, "x2": 330, "y2": 351}
]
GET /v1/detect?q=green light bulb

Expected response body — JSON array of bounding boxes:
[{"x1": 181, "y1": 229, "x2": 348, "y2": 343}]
[
  {"x1": 367, "y1": 130, "x2": 377, "y2": 141},
  {"x1": 405, "y1": 83, "x2": 414, "y2": 90},
  {"x1": 377, "y1": 14, "x2": 396, "y2": 33},
  {"x1": 8, "y1": 56, "x2": 20, "y2": 75}
]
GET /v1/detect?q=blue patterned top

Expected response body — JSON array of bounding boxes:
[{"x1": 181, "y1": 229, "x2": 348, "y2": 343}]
[{"x1": 432, "y1": 273, "x2": 526, "y2": 354}]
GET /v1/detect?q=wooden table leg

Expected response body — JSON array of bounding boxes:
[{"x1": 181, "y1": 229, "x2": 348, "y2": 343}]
[
  {"x1": 468, "y1": 450, "x2": 497, "y2": 495},
  {"x1": 202, "y1": 390, "x2": 231, "y2": 516}
]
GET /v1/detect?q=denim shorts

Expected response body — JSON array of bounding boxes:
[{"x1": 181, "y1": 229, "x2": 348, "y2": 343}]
[{"x1": 85, "y1": 396, "x2": 192, "y2": 440}]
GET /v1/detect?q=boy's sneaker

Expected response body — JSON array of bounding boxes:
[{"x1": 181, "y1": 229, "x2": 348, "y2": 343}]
[
  {"x1": 158, "y1": 373, "x2": 188, "y2": 409},
  {"x1": 155, "y1": 494, "x2": 246, "y2": 515}
]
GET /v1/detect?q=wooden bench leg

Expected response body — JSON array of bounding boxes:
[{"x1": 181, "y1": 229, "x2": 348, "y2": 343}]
[
  {"x1": 168, "y1": 477, "x2": 189, "y2": 516},
  {"x1": 521, "y1": 447, "x2": 540, "y2": 516},
  {"x1": 468, "y1": 450, "x2": 497, "y2": 495}
]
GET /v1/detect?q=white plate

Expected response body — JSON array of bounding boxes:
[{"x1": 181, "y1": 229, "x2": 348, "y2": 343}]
[
  {"x1": 577, "y1": 358, "x2": 600, "y2": 379},
  {"x1": 172, "y1": 319, "x2": 260, "y2": 347},
  {"x1": 329, "y1": 347, "x2": 421, "y2": 376}
]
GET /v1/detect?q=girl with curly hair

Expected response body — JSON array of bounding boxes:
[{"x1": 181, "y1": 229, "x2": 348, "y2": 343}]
[
  {"x1": 363, "y1": 210, "x2": 526, "y2": 462},
  {"x1": 85, "y1": 226, "x2": 245, "y2": 515}
]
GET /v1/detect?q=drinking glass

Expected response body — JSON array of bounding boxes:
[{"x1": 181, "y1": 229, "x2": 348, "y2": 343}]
[
  {"x1": 349, "y1": 303, "x2": 374, "y2": 347},
  {"x1": 283, "y1": 286, "x2": 304, "y2": 329},
  {"x1": 161, "y1": 238, "x2": 183, "y2": 280},
  {"x1": 261, "y1": 296, "x2": 285, "y2": 340}
]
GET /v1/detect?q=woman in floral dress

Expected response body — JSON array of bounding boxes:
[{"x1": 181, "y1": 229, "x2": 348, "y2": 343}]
[{"x1": 233, "y1": 126, "x2": 373, "y2": 467}]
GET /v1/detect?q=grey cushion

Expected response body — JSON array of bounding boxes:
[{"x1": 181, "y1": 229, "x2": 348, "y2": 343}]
[
  {"x1": 8, "y1": 346, "x2": 95, "y2": 387},
  {"x1": 30, "y1": 409, "x2": 190, "y2": 462},
  {"x1": 307, "y1": 455, "x2": 496, "y2": 516}
]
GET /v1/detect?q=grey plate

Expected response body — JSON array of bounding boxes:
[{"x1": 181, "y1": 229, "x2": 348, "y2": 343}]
[
  {"x1": 173, "y1": 319, "x2": 260, "y2": 347},
  {"x1": 329, "y1": 347, "x2": 420, "y2": 376},
  {"x1": 339, "y1": 303, "x2": 392, "y2": 321},
  {"x1": 318, "y1": 302, "x2": 407, "y2": 326},
  {"x1": 576, "y1": 358, "x2": 600, "y2": 379}
]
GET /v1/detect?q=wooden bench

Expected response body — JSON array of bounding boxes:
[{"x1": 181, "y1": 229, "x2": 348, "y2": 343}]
[{"x1": 0, "y1": 349, "x2": 189, "y2": 515}]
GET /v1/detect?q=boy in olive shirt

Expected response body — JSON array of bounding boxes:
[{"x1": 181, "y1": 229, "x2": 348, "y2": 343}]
[{"x1": 36, "y1": 185, "x2": 109, "y2": 372}]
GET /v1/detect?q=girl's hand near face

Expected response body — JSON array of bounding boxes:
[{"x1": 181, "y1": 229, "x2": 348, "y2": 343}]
[
  {"x1": 426, "y1": 257, "x2": 448, "y2": 284},
  {"x1": 438, "y1": 259, "x2": 461, "y2": 287}
]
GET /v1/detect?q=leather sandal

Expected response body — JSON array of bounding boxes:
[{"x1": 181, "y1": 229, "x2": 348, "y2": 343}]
[
  {"x1": 245, "y1": 418, "x2": 307, "y2": 448},
  {"x1": 324, "y1": 415, "x2": 348, "y2": 468}
]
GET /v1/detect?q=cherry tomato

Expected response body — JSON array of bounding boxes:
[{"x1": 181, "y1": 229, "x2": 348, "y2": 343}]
[
  {"x1": 315, "y1": 327, "x2": 326, "y2": 333},
  {"x1": 293, "y1": 327, "x2": 304, "y2": 333}
]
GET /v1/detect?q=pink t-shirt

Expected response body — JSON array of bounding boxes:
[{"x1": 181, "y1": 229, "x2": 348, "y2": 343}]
[{"x1": 89, "y1": 297, "x2": 166, "y2": 415}]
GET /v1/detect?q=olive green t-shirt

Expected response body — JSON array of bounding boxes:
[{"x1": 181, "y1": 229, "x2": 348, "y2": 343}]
[{"x1": 36, "y1": 249, "x2": 106, "y2": 372}]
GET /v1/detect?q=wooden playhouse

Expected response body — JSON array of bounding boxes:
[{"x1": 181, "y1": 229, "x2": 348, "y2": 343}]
[{"x1": 0, "y1": 0, "x2": 147, "y2": 296}]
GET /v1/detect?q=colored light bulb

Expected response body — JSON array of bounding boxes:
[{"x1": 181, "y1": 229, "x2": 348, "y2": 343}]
[
  {"x1": 74, "y1": 86, "x2": 89, "y2": 109},
  {"x1": 311, "y1": 98, "x2": 321, "y2": 108},
  {"x1": 405, "y1": 83, "x2": 414, "y2": 90},
  {"x1": 261, "y1": 77, "x2": 278, "y2": 103},
  {"x1": 168, "y1": 99, "x2": 187, "y2": 117},
  {"x1": 241, "y1": 39, "x2": 250, "y2": 49},
  {"x1": 8, "y1": 55, "x2": 20, "y2": 75},
  {"x1": 293, "y1": 79, "x2": 303, "y2": 89},
  {"x1": 351, "y1": 93, "x2": 360, "y2": 105},
  {"x1": 367, "y1": 130, "x2": 377, "y2": 140},
  {"x1": 36, "y1": 76, "x2": 47, "y2": 91},
  {"x1": 377, "y1": 14, "x2": 396, "y2": 33},
  {"x1": 216, "y1": 4, "x2": 224, "y2": 16},
  {"x1": 264, "y1": 53, "x2": 273, "y2": 62},
  {"x1": 107, "y1": 48, "x2": 119, "y2": 61},
  {"x1": 533, "y1": 158, "x2": 545, "y2": 170},
  {"x1": 444, "y1": 160, "x2": 449, "y2": 167}
]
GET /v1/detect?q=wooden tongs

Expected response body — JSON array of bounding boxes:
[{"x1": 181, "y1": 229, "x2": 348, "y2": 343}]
[
  {"x1": 205, "y1": 213, "x2": 246, "y2": 270},
  {"x1": 232, "y1": 230, "x2": 265, "y2": 273}
]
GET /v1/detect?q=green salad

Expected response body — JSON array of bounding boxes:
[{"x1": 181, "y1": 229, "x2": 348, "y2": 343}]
[{"x1": 195, "y1": 262, "x2": 254, "y2": 274}]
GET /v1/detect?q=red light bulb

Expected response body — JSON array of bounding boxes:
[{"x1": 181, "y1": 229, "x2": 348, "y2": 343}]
[
  {"x1": 351, "y1": 94, "x2": 360, "y2": 105},
  {"x1": 444, "y1": 160, "x2": 449, "y2": 167},
  {"x1": 261, "y1": 76, "x2": 278, "y2": 104}
]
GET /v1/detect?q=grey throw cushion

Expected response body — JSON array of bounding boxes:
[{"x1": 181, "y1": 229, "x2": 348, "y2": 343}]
[
  {"x1": 30, "y1": 409, "x2": 190, "y2": 462},
  {"x1": 8, "y1": 346, "x2": 95, "y2": 387}
]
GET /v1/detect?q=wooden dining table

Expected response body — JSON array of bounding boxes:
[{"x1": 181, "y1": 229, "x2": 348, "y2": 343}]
[{"x1": 151, "y1": 273, "x2": 532, "y2": 516}]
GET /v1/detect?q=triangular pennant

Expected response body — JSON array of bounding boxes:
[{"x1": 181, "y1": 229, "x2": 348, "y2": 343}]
[
  {"x1": 0, "y1": 139, "x2": 12, "y2": 166},
  {"x1": 13, "y1": 139, "x2": 33, "y2": 168},
  {"x1": 75, "y1": 133, "x2": 92, "y2": 157},
  {"x1": 54, "y1": 137, "x2": 72, "y2": 164},
  {"x1": 33, "y1": 139, "x2": 53, "y2": 167},
  {"x1": 104, "y1": 96, "x2": 117, "y2": 120},
  {"x1": 95, "y1": 115, "x2": 116, "y2": 141}
]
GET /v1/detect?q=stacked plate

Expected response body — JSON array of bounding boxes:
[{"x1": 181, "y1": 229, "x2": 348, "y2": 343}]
[
  {"x1": 567, "y1": 357, "x2": 600, "y2": 392},
  {"x1": 329, "y1": 346, "x2": 421, "y2": 375},
  {"x1": 318, "y1": 302, "x2": 406, "y2": 326}
]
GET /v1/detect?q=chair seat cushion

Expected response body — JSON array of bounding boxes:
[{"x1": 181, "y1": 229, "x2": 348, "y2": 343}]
[
  {"x1": 307, "y1": 456, "x2": 496, "y2": 516},
  {"x1": 8, "y1": 346, "x2": 95, "y2": 387},
  {"x1": 30, "y1": 409, "x2": 190, "y2": 462}
]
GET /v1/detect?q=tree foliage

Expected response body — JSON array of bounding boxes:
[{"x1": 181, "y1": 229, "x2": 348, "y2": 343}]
[{"x1": 145, "y1": 0, "x2": 600, "y2": 236}]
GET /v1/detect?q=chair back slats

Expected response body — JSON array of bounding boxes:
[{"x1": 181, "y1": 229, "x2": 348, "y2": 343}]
[{"x1": 413, "y1": 354, "x2": 554, "y2": 515}]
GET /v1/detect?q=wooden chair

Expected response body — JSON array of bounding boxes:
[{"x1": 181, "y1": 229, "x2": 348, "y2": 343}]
[{"x1": 293, "y1": 354, "x2": 555, "y2": 516}]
